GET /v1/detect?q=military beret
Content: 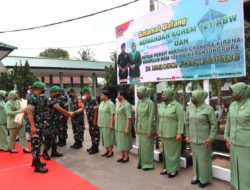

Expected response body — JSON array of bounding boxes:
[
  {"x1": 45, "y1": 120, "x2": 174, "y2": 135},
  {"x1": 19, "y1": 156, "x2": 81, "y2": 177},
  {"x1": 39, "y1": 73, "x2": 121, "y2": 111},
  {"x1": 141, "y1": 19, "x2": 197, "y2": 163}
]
[
  {"x1": 80, "y1": 87, "x2": 90, "y2": 94},
  {"x1": 33, "y1": 81, "x2": 46, "y2": 89},
  {"x1": 50, "y1": 85, "x2": 60, "y2": 92}
]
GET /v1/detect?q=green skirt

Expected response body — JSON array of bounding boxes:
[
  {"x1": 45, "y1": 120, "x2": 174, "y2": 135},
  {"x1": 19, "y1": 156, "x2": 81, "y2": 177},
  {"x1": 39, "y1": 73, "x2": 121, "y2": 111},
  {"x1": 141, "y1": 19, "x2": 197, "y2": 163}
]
[
  {"x1": 0, "y1": 124, "x2": 9, "y2": 151},
  {"x1": 115, "y1": 130, "x2": 132, "y2": 151},
  {"x1": 161, "y1": 137, "x2": 181, "y2": 173},
  {"x1": 230, "y1": 144, "x2": 250, "y2": 190},
  {"x1": 138, "y1": 134, "x2": 154, "y2": 169},
  {"x1": 100, "y1": 127, "x2": 115, "y2": 148},
  {"x1": 190, "y1": 143, "x2": 212, "y2": 184}
]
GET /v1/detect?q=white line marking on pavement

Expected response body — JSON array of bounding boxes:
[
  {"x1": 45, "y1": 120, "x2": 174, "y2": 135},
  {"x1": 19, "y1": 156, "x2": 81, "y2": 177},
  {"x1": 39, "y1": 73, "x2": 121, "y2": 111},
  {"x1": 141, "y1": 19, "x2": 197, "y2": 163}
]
[{"x1": 0, "y1": 163, "x2": 31, "y2": 173}]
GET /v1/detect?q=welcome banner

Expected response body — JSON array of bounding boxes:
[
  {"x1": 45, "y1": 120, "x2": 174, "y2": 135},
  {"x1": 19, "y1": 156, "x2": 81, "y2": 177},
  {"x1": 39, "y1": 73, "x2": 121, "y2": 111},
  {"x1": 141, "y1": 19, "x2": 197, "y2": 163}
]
[{"x1": 115, "y1": 0, "x2": 245, "y2": 84}]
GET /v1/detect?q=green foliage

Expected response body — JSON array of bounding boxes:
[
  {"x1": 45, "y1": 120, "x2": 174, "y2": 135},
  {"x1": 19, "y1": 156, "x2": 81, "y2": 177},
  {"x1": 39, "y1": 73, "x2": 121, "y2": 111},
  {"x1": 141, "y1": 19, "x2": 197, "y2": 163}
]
[
  {"x1": 0, "y1": 60, "x2": 36, "y2": 97},
  {"x1": 39, "y1": 48, "x2": 70, "y2": 59},
  {"x1": 104, "y1": 65, "x2": 117, "y2": 88},
  {"x1": 76, "y1": 48, "x2": 95, "y2": 61},
  {"x1": 0, "y1": 72, "x2": 14, "y2": 91},
  {"x1": 110, "y1": 51, "x2": 117, "y2": 63},
  {"x1": 13, "y1": 60, "x2": 37, "y2": 98}
]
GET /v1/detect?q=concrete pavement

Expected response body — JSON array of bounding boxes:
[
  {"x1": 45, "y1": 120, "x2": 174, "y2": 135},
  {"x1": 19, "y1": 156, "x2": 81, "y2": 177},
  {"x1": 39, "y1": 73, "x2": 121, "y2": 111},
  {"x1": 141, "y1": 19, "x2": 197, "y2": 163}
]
[{"x1": 53, "y1": 127, "x2": 232, "y2": 190}]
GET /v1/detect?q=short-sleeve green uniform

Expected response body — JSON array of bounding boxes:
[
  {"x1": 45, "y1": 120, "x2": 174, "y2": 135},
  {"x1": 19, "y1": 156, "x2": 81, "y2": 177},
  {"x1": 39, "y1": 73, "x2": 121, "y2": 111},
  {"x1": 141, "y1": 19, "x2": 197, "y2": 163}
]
[
  {"x1": 98, "y1": 100, "x2": 116, "y2": 147},
  {"x1": 115, "y1": 100, "x2": 132, "y2": 151}
]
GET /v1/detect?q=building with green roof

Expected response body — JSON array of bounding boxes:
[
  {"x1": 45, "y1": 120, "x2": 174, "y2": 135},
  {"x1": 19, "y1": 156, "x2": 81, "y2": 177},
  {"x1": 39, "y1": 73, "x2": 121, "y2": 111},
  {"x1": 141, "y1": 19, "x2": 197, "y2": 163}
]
[{"x1": 1, "y1": 56, "x2": 113, "y2": 96}]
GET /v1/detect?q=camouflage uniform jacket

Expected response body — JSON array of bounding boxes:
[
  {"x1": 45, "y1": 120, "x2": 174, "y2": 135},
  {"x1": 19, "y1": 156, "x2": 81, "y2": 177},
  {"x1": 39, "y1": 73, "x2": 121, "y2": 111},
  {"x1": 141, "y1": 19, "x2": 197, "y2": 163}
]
[{"x1": 27, "y1": 93, "x2": 44, "y2": 131}]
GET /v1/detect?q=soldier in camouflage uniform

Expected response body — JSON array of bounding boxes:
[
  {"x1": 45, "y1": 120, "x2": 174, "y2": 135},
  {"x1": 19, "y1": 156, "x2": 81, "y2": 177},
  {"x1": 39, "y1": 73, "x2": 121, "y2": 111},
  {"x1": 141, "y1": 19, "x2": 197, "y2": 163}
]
[
  {"x1": 57, "y1": 88, "x2": 69, "y2": 147},
  {"x1": 40, "y1": 89, "x2": 48, "y2": 110},
  {"x1": 42, "y1": 86, "x2": 72, "y2": 160},
  {"x1": 81, "y1": 87, "x2": 99, "y2": 154},
  {"x1": 26, "y1": 82, "x2": 48, "y2": 173},
  {"x1": 68, "y1": 88, "x2": 84, "y2": 149}
]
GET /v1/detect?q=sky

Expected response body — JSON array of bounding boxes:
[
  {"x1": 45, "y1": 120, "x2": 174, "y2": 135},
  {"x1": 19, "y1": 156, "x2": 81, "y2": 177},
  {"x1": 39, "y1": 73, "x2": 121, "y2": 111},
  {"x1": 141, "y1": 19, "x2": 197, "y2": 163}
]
[{"x1": 0, "y1": 0, "x2": 168, "y2": 62}]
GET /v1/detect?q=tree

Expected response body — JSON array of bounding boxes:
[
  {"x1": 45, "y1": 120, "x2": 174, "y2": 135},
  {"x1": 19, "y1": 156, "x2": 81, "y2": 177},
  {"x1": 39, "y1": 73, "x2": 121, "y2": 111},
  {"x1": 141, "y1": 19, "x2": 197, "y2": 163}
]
[
  {"x1": 0, "y1": 72, "x2": 14, "y2": 91},
  {"x1": 110, "y1": 51, "x2": 117, "y2": 63},
  {"x1": 39, "y1": 48, "x2": 70, "y2": 59},
  {"x1": 76, "y1": 47, "x2": 95, "y2": 61},
  {"x1": 104, "y1": 51, "x2": 117, "y2": 101},
  {"x1": 0, "y1": 61, "x2": 36, "y2": 97},
  {"x1": 13, "y1": 60, "x2": 37, "y2": 98}
]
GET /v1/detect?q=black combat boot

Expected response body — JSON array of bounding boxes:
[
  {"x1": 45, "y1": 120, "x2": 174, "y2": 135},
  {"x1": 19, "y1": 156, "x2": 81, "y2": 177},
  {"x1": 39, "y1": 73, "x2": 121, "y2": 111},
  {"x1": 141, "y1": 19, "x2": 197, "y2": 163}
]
[
  {"x1": 70, "y1": 142, "x2": 77, "y2": 148},
  {"x1": 73, "y1": 142, "x2": 83, "y2": 149},
  {"x1": 42, "y1": 150, "x2": 51, "y2": 160},
  {"x1": 32, "y1": 159, "x2": 46, "y2": 167},
  {"x1": 33, "y1": 159, "x2": 48, "y2": 173},
  {"x1": 51, "y1": 148, "x2": 63, "y2": 157},
  {"x1": 89, "y1": 145, "x2": 99, "y2": 154},
  {"x1": 87, "y1": 145, "x2": 93, "y2": 152},
  {"x1": 58, "y1": 140, "x2": 66, "y2": 147},
  {"x1": 57, "y1": 139, "x2": 62, "y2": 146}
]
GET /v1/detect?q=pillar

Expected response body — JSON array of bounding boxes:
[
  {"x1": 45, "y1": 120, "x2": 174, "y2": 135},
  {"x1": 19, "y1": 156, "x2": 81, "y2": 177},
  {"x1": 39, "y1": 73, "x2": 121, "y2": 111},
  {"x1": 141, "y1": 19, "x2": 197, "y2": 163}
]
[
  {"x1": 70, "y1": 76, "x2": 74, "y2": 87},
  {"x1": 80, "y1": 75, "x2": 84, "y2": 88},
  {"x1": 41, "y1": 76, "x2": 45, "y2": 83},
  {"x1": 92, "y1": 73, "x2": 97, "y2": 97},
  {"x1": 203, "y1": 79, "x2": 210, "y2": 104},
  {"x1": 49, "y1": 75, "x2": 53, "y2": 86},
  {"x1": 59, "y1": 72, "x2": 63, "y2": 88}
]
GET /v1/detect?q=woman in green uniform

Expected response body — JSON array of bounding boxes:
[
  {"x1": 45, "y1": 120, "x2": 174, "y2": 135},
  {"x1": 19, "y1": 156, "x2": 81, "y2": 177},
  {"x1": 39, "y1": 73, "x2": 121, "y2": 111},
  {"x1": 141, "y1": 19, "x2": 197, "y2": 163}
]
[
  {"x1": 5, "y1": 91, "x2": 30, "y2": 153},
  {"x1": 135, "y1": 86, "x2": 155, "y2": 171},
  {"x1": 0, "y1": 90, "x2": 10, "y2": 152},
  {"x1": 156, "y1": 88, "x2": 184, "y2": 178},
  {"x1": 224, "y1": 82, "x2": 250, "y2": 190},
  {"x1": 98, "y1": 90, "x2": 116, "y2": 158},
  {"x1": 115, "y1": 91, "x2": 132, "y2": 163},
  {"x1": 185, "y1": 90, "x2": 217, "y2": 188}
]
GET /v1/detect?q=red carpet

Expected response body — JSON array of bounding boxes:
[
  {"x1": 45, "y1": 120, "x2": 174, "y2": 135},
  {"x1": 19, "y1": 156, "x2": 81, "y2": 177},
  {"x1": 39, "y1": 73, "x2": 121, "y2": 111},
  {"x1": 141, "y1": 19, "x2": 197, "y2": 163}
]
[{"x1": 0, "y1": 145, "x2": 99, "y2": 190}]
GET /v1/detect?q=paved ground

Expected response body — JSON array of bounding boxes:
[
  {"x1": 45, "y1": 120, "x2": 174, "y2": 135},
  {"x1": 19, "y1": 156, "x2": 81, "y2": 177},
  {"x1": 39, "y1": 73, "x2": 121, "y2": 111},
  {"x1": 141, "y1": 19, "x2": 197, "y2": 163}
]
[{"x1": 51, "y1": 126, "x2": 232, "y2": 190}]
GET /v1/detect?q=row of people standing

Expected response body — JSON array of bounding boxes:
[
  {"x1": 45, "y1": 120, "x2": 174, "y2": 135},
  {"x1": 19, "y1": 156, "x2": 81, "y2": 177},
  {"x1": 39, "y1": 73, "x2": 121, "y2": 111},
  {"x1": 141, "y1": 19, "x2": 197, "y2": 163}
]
[
  {"x1": 97, "y1": 83, "x2": 249, "y2": 190},
  {"x1": 1, "y1": 81, "x2": 249, "y2": 189},
  {"x1": 98, "y1": 90, "x2": 132, "y2": 163},
  {"x1": 26, "y1": 83, "x2": 85, "y2": 173},
  {"x1": 95, "y1": 86, "x2": 215, "y2": 188},
  {"x1": 0, "y1": 83, "x2": 100, "y2": 173}
]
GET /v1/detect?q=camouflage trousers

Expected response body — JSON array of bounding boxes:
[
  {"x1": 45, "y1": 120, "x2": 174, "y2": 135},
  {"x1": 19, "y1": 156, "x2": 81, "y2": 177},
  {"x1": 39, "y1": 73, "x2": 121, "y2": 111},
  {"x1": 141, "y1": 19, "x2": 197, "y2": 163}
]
[
  {"x1": 58, "y1": 118, "x2": 68, "y2": 141},
  {"x1": 44, "y1": 126, "x2": 57, "y2": 152},
  {"x1": 88, "y1": 121, "x2": 100, "y2": 147},
  {"x1": 72, "y1": 122, "x2": 84, "y2": 143},
  {"x1": 30, "y1": 130, "x2": 43, "y2": 161}
]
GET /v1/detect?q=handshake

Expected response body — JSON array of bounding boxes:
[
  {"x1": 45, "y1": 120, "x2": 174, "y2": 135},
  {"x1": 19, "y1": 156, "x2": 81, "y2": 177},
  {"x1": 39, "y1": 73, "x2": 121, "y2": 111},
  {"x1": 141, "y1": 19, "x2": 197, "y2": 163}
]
[{"x1": 66, "y1": 111, "x2": 76, "y2": 117}]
